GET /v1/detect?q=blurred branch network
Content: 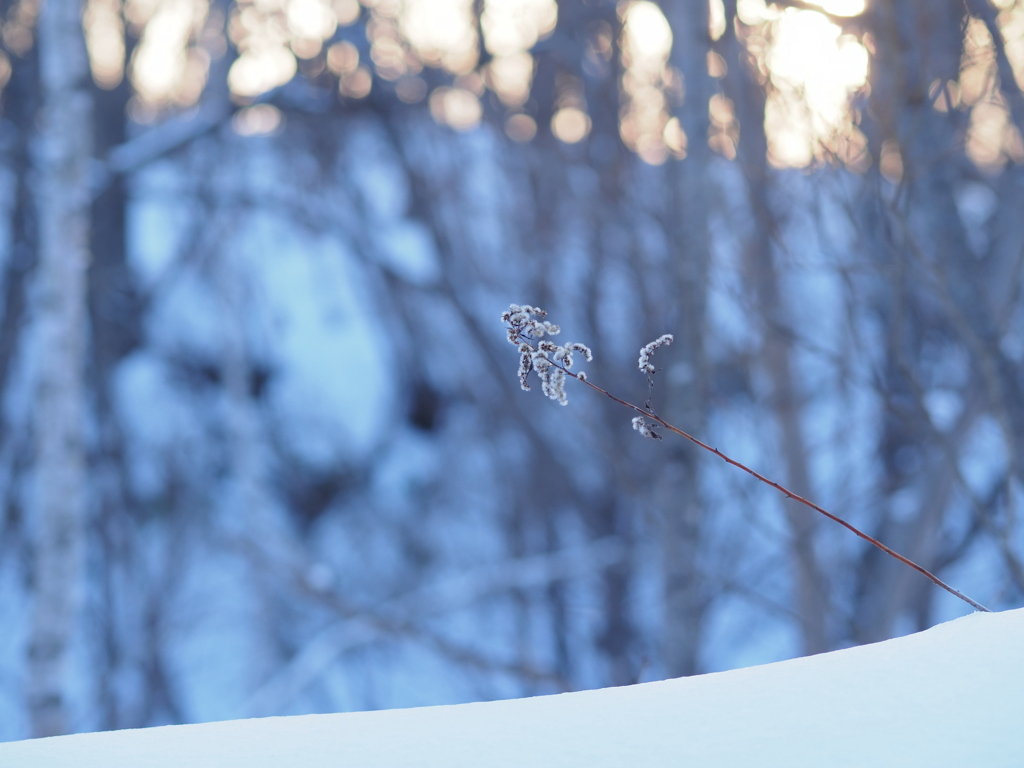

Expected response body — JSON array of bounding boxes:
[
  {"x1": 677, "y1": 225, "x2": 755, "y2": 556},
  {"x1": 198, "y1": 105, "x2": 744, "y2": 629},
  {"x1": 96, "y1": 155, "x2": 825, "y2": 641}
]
[{"x1": 1, "y1": 0, "x2": 1023, "y2": 742}]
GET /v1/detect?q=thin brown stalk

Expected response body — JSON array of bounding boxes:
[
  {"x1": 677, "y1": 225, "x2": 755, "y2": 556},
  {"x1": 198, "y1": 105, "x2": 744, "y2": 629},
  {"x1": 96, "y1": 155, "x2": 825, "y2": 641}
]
[{"x1": 523, "y1": 337, "x2": 991, "y2": 614}]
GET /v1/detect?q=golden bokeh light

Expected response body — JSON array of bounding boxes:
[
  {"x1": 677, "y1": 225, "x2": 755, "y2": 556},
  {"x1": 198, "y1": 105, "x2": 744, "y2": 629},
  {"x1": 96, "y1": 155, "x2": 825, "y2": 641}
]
[
  {"x1": 996, "y1": 2, "x2": 1024, "y2": 91},
  {"x1": 395, "y1": 75, "x2": 428, "y2": 103},
  {"x1": 709, "y1": 0, "x2": 726, "y2": 41},
  {"x1": 623, "y1": 0, "x2": 672, "y2": 66},
  {"x1": 400, "y1": 0, "x2": 478, "y2": 75},
  {"x1": 229, "y1": 45, "x2": 298, "y2": 98},
  {"x1": 662, "y1": 116, "x2": 686, "y2": 159},
  {"x1": 131, "y1": 0, "x2": 208, "y2": 106},
  {"x1": 486, "y1": 50, "x2": 535, "y2": 108},
  {"x1": 505, "y1": 112, "x2": 537, "y2": 142},
  {"x1": 326, "y1": 41, "x2": 360, "y2": 75},
  {"x1": 481, "y1": 0, "x2": 556, "y2": 57},
  {"x1": 618, "y1": 0, "x2": 675, "y2": 164},
  {"x1": 480, "y1": 0, "x2": 556, "y2": 123},
  {"x1": 429, "y1": 86, "x2": 483, "y2": 131},
  {"x1": 737, "y1": 0, "x2": 769, "y2": 26},
  {"x1": 551, "y1": 106, "x2": 591, "y2": 144},
  {"x1": 287, "y1": 0, "x2": 337, "y2": 43},
  {"x1": 759, "y1": 7, "x2": 868, "y2": 166},
  {"x1": 101, "y1": 0, "x2": 1024, "y2": 179},
  {"x1": 959, "y1": 16, "x2": 1024, "y2": 170},
  {"x1": 334, "y1": 0, "x2": 360, "y2": 25},
  {"x1": 879, "y1": 138, "x2": 903, "y2": 183},
  {"x1": 340, "y1": 65, "x2": 373, "y2": 98},
  {"x1": 805, "y1": 0, "x2": 865, "y2": 16},
  {"x1": 232, "y1": 103, "x2": 284, "y2": 135},
  {"x1": 85, "y1": 0, "x2": 126, "y2": 89}
]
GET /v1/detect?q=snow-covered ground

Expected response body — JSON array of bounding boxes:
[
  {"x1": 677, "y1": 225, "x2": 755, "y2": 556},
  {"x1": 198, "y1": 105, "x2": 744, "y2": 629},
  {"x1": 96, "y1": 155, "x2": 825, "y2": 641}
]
[
  {"x1": 4, "y1": 610, "x2": 1019, "y2": 765},
  {"x1": 3, "y1": 607, "x2": 1020, "y2": 767}
]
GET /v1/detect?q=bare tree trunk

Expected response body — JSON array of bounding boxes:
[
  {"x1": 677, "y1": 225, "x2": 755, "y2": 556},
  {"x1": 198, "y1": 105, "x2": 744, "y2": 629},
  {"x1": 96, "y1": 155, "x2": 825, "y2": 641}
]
[
  {"x1": 721, "y1": 0, "x2": 830, "y2": 655},
  {"x1": 27, "y1": 0, "x2": 92, "y2": 738},
  {"x1": 658, "y1": 0, "x2": 714, "y2": 678},
  {"x1": 853, "y1": 0, "x2": 982, "y2": 642}
]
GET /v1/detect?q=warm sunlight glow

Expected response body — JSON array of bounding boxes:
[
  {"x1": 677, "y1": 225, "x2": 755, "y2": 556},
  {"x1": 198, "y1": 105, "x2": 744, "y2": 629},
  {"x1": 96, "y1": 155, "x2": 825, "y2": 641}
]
[
  {"x1": 288, "y1": 0, "x2": 336, "y2": 42},
  {"x1": 326, "y1": 41, "x2": 360, "y2": 75},
  {"x1": 232, "y1": 103, "x2": 284, "y2": 135},
  {"x1": 805, "y1": 0, "x2": 864, "y2": 16},
  {"x1": 551, "y1": 106, "x2": 591, "y2": 143},
  {"x1": 505, "y1": 112, "x2": 537, "y2": 142},
  {"x1": 879, "y1": 138, "x2": 903, "y2": 183},
  {"x1": 481, "y1": 0, "x2": 556, "y2": 112},
  {"x1": 624, "y1": 0, "x2": 672, "y2": 64},
  {"x1": 401, "y1": 0, "x2": 478, "y2": 75},
  {"x1": 768, "y1": 10, "x2": 867, "y2": 114},
  {"x1": 429, "y1": 86, "x2": 483, "y2": 131},
  {"x1": 486, "y1": 51, "x2": 534, "y2": 107},
  {"x1": 736, "y1": 0, "x2": 769, "y2": 25},
  {"x1": 708, "y1": 93, "x2": 738, "y2": 160},
  {"x1": 960, "y1": 16, "x2": 1024, "y2": 170},
  {"x1": 481, "y1": 0, "x2": 557, "y2": 57},
  {"x1": 117, "y1": 0, "x2": 882, "y2": 167},
  {"x1": 709, "y1": 0, "x2": 726, "y2": 41},
  {"x1": 761, "y1": 8, "x2": 869, "y2": 166},
  {"x1": 85, "y1": 0, "x2": 126, "y2": 88},
  {"x1": 997, "y1": 2, "x2": 1024, "y2": 92},
  {"x1": 619, "y1": 0, "x2": 674, "y2": 164},
  {"x1": 131, "y1": 0, "x2": 207, "y2": 106},
  {"x1": 663, "y1": 116, "x2": 687, "y2": 158},
  {"x1": 340, "y1": 65, "x2": 372, "y2": 98},
  {"x1": 334, "y1": 0, "x2": 360, "y2": 25},
  {"x1": 0, "y1": 53, "x2": 10, "y2": 93},
  {"x1": 222, "y1": 0, "x2": 348, "y2": 99},
  {"x1": 229, "y1": 46, "x2": 298, "y2": 98}
]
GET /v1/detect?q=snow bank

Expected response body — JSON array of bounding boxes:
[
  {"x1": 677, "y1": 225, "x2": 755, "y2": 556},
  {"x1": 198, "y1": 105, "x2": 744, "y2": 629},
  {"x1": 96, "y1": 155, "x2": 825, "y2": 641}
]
[{"x1": 3, "y1": 608, "x2": 1021, "y2": 767}]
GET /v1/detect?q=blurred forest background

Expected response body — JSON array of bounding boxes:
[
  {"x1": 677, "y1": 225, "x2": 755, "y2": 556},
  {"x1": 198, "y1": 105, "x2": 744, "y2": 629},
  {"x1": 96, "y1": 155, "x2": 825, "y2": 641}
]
[{"x1": 2, "y1": 0, "x2": 1024, "y2": 740}]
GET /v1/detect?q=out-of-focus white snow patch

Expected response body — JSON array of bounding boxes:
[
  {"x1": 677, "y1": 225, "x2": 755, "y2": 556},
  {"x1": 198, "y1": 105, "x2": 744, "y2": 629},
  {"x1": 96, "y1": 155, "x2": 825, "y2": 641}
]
[
  {"x1": 114, "y1": 351, "x2": 188, "y2": 497},
  {"x1": 955, "y1": 181, "x2": 997, "y2": 256},
  {"x1": 251, "y1": 235, "x2": 392, "y2": 465},
  {"x1": 3, "y1": 608, "x2": 1021, "y2": 767},
  {"x1": 375, "y1": 221, "x2": 440, "y2": 286},
  {"x1": 126, "y1": 161, "x2": 193, "y2": 288}
]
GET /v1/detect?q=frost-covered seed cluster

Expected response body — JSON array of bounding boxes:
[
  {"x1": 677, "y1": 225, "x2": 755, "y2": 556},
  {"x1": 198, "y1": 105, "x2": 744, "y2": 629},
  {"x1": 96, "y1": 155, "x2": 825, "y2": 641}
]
[
  {"x1": 503, "y1": 304, "x2": 592, "y2": 405},
  {"x1": 502, "y1": 304, "x2": 560, "y2": 344},
  {"x1": 632, "y1": 416, "x2": 662, "y2": 440},
  {"x1": 638, "y1": 334, "x2": 674, "y2": 374}
]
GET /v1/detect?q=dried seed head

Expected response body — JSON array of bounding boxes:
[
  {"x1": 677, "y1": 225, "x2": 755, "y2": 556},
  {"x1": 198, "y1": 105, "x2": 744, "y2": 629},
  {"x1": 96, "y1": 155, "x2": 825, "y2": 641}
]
[
  {"x1": 504, "y1": 304, "x2": 591, "y2": 405},
  {"x1": 632, "y1": 415, "x2": 662, "y2": 440},
  {"x1": 638, "y1": 334, "x2": 674, "y2": 374}
]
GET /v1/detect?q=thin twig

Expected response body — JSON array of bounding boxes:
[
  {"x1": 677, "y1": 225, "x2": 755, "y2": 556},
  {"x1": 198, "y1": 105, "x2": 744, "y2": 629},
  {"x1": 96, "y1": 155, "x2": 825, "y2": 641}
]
[{"x1": 513, "y1": 330, "x2": 992, "y2": 614}]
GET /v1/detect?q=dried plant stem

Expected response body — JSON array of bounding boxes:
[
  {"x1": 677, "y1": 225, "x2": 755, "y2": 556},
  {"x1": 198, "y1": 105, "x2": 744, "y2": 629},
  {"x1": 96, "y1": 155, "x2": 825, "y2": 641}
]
[{"x1": 565, "y1": 368, "x2": 992, "y2": 614}]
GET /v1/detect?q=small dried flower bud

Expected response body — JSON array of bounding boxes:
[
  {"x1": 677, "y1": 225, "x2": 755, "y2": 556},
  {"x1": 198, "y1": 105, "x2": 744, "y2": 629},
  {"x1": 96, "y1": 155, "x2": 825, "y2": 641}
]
[
  {"x1": 569, "y1": 343, "x2": 593, "y2": 362},
  {"x1": 632, "y1": 415, "x2": 662, "y2": 440},
  {"x1": 638, "y1": 334, "x2": 674, "y2": 374},
  {"x1": 576, "y1": 371, "x2": 587, "y2": 381},
  {"x1": 518, "y1": 348, "x2": 533, "y2": 391},
  {"x1": 535, "y1": 321, "x2": 560, "y2": 338},
  {"x1": 505, "y1": 304, "x2": 593, "y2": 406},
  {"x1": 553, "y1": 347, "x2": 570, "y2": 368}
]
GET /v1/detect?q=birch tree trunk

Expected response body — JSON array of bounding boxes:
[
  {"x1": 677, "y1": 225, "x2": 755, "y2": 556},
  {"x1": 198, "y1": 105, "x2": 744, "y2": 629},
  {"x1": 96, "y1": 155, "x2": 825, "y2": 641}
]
[
  {"x1": 658, "y1": 0, "x2": 714, "y2": 677},
  {"x1": 27, "y1": 0, "x2": 92, "y2": 737},
  {"x1": 721, "y1": 0, "x2": 830, "y2": 655}
]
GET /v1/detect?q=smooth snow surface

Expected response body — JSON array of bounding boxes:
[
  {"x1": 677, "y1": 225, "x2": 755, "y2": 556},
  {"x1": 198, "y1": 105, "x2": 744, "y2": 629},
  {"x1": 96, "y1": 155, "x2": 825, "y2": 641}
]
[{"x1": 3, "y1": 608, "x2": 1021, "y2": 767}]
